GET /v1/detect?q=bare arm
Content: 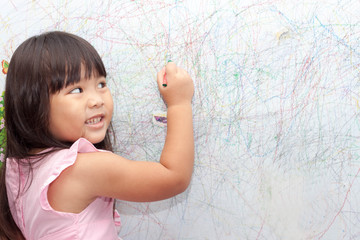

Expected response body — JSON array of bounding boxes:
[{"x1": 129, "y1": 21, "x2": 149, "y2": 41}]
[
  {"x1": 48, "y1": 62, "x2": 194, "y2": 212},
  {"x1": 156, "y1": 62, "x2": 194, "y2": 192}
]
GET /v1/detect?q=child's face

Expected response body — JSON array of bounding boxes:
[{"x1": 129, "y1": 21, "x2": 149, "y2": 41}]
[{"x1": 48, "y1": 72, "x2": 113, "y2": 144}]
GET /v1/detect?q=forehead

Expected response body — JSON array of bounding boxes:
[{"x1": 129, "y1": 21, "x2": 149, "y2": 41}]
[
  {"x1": 43, "y1": 33, "x2": 106, "y2": 93},
  {"x1": 50, "y1": 61, "x2": 105, "y2": 94},
  {"x1": 69, "y1": 68, "x2": 106, "y2": 84},
  {"x1": 75, "y1": 64, "x2": 103, "y2": 80}
]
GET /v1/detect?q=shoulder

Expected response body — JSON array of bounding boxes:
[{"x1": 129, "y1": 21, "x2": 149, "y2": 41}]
[{"x1": 45, "y1": 138, "x2": 110, "y2": 213}]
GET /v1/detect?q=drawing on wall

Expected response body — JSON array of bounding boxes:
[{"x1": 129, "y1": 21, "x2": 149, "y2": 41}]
[
  {"x1": 1, "y1": 60, "x2": 8, "y2": 75},
  {"x1": 0, "y1": 59, "x2": 7, "y2": 165},
  {"x1": 1, "y1": 1, "x2": 359, "y2": 239}
]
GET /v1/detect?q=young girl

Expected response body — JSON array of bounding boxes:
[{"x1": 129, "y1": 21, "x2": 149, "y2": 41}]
[{"x1": 0, "y1": 31, "x2": 194, "y2": 239}]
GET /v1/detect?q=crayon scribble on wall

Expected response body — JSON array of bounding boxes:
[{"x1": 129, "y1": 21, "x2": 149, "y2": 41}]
[{"x1": 1, "y1": 1, "x2": 359, "y2": 239}]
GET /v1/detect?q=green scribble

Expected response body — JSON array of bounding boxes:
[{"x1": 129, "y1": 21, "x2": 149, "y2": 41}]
[
  {"x1": 247, "y1": 133, "x2": 252, "y2": 148},
  {"x1": 0, "y1": 91, "x2": 5, "y2": 167}
]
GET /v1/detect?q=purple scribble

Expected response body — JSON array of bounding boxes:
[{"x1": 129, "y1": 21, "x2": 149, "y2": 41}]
[{"x1": 154, "y1": 116, "x2": 167, "y2": 124}]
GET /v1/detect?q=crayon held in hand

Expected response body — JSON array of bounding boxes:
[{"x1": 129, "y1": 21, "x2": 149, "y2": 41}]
[
  {"x1": 162, "y1": 60, "x2": 172, "y2": 87},
  {"x1": 163, "y1": 72, "x2": 167, "y2": 87}
]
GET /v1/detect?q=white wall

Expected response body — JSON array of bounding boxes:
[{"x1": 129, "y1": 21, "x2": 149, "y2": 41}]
[{"x1": 1, "y1": 1, "x2": 359, "y2": 239}]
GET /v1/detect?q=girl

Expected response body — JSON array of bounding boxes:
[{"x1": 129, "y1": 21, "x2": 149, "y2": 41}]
[{"x1": 0, "y1": 31, "x2": 194, "y2": 239}]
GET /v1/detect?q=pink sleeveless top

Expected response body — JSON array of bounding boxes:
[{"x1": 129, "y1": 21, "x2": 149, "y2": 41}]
[{"x1": 6, "y1": 138, "x2": 121, "y2": 239}]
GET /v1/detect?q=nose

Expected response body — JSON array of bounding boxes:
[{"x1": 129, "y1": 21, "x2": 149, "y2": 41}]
[{"x1": 88, "y1": 93, "x2": 104, "y2": 108}]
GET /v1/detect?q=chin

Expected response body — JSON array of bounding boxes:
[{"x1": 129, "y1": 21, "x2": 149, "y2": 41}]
[{"x1": 85, "y1": 135, "x2": 106, "y2": 145}]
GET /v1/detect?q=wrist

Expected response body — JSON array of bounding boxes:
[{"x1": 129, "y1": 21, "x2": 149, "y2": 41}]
[{"x1": 166, "y1": 102, "x2": 192, "y2": 110}]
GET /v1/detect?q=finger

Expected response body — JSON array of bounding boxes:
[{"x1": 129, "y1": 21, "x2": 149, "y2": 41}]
[{"x1": 165, "y1": 61, "x2": 177, "y2": 76}]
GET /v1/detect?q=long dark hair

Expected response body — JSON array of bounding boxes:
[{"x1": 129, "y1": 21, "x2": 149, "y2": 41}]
[{"x1": 0, "y1": 31, "x2": 114, "y2": 239}]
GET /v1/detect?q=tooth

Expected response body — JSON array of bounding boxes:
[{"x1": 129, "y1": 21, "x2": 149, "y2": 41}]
[{"x1": 86, "y1": 117, "x2": 101, "y2": 124}]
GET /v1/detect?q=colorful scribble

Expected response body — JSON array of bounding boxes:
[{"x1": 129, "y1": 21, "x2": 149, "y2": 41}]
[
  {"x1": 0, "y1": 1, "x2": 359, "y2": 239},
  {"x1": 1, "y1": 60, "x2": 8, "y2": 75}
]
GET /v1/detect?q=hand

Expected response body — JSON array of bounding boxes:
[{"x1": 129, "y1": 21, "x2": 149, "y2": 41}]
[{"x1": 157, "y1": 62, "x2": 194, "y2": 107}]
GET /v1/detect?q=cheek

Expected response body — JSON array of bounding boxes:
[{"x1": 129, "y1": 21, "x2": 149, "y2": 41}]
[{"x1": 107, "y1": 94, "x2": 114, "y2": 117}]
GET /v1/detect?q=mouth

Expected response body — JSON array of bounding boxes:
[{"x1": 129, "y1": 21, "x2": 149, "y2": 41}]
[{"x1": 85, "y1": 115, "x2": 104, "y2": 125}]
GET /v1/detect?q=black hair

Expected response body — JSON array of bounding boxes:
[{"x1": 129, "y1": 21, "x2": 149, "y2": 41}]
[{"x1": 0, "y1": 31, "x2": 114, "y2": 239}]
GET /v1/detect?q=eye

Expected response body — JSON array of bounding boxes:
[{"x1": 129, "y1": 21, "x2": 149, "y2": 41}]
[
  {"x1": 70, "y1": 88, "x2": 83, "y2": 94},
  {"x1": 98, "y1": 82, "x2": 107, "y2": 89}
]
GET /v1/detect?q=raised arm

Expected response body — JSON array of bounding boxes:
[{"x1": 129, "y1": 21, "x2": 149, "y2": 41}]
[
  {"x1": 47, "y1": 62, "x2": 194, "y2": 212},
  {"x1": 156, "y1": 62, "x2": 194, "y2": 191}
]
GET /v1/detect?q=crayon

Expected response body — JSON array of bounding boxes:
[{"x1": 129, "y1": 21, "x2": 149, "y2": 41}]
[
  {"x1": 162, "y1": 60, "x2": 172, "y2": 87},
  {"x1": 163, "y1": 72, "x2": 167, "y2": 87}
]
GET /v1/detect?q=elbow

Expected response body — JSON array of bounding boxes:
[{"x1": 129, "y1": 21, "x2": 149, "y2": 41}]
[{"x1": 173, "y1": 174, "x2": 192, "y2": 195}]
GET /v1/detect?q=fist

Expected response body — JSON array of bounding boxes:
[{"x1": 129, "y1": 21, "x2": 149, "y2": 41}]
[{"x1": 157, "y1": 62, "x2": 194, "y2": 106}]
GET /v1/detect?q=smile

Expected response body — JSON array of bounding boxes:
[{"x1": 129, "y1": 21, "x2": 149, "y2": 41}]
[{"x1": 85, "y1": 116, "x2": 102, "y2": 125}]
